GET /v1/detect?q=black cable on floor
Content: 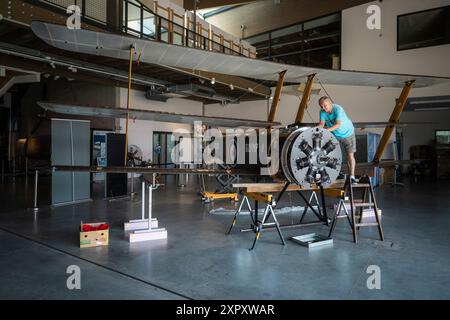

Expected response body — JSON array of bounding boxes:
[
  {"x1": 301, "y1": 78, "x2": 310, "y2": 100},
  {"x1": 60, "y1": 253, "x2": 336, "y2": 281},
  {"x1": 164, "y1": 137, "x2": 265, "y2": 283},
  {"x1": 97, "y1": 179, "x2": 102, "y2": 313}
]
[{"x1": 0, "y1": 226, "x2": 194, "y2": 300}]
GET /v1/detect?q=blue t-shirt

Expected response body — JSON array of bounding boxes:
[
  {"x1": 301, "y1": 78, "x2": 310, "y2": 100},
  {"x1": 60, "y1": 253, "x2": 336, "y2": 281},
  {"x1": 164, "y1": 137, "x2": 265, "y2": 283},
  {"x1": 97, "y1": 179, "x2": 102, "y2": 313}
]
[{"x1": 320, "y1": 104, "x2": 354, "y2": 140}]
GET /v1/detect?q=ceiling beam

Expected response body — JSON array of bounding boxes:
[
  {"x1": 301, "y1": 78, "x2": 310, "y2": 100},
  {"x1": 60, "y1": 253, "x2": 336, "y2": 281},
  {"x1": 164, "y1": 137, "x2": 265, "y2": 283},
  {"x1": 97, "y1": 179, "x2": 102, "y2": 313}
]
[{"x1": 0, "y1": 54, "x2": 147, "y2": 91}]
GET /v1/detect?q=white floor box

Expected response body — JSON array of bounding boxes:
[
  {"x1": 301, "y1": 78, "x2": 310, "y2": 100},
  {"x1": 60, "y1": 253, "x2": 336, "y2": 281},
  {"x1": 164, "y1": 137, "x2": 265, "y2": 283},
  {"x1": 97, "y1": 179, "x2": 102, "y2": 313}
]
[
  {"x1": 124, "y1": 218, "x2": 158, "y2": 231},
  {"x1": 129, "y1": 228, "x2": 168, "y2": 243}
]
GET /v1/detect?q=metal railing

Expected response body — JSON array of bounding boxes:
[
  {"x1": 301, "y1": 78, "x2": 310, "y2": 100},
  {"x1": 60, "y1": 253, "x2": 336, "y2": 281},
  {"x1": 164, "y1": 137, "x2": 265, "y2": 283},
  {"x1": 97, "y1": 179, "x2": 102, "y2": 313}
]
[{"x1": 122, "y1": 0, "x2": 254, "y2": 58}]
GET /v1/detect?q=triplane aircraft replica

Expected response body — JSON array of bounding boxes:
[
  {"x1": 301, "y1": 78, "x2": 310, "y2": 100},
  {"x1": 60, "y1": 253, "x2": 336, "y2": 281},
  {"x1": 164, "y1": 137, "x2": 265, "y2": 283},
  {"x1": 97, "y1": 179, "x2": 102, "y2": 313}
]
[{"x1": 31, "y1": 21, "x2": 450, "y2": 247}]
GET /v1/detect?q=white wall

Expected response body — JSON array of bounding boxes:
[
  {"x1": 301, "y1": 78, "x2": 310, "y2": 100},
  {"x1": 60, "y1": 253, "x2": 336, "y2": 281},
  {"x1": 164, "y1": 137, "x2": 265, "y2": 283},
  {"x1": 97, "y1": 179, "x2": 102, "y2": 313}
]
[
  {"x1": 338, "y1": 0, "x2": 450, "y2": 158},
  {"x1": 204, "y1": 99, "x2": 270, "y2": 122},
  {"x1": 342, "y1": 0, "x2": 450, "y2": 77}
]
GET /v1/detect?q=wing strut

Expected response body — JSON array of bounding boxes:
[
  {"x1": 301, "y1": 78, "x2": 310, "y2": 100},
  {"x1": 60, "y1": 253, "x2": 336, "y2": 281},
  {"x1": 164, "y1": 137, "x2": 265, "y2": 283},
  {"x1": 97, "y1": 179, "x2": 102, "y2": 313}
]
[
  {"x1": 268, "y1": 70, "x2": 287, "y2": 126},
  {"x1": 374, "y1": 80, "x2": 415, "y2": 162},
  {"x1": 295, "y1": 73, "x2": 316, "y2": 124}
]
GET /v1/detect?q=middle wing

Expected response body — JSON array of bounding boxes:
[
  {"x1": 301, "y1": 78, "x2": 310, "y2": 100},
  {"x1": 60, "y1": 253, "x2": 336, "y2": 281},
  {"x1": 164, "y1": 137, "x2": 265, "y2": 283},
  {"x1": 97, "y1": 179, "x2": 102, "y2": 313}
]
[
  {"x1": 301, "y1": 122, "x2": 435, "y2": 128},
  {"x1": 38, "y1": 102, "x2": 281, "y2": 128}
]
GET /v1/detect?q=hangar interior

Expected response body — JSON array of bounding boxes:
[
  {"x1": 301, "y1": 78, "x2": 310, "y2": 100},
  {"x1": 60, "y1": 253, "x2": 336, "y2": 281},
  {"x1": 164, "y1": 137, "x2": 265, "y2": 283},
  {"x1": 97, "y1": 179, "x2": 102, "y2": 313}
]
[{"x1": 0, "y1": 0, "x2": 450, "y2": 300}]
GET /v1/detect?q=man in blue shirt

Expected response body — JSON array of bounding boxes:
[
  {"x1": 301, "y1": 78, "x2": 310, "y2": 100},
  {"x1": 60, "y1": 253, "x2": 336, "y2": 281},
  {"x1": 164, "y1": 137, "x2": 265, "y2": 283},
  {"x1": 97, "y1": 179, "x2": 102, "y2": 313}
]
[{"x1": 317, "y1": 96, "x2": 357, "y2": 183}]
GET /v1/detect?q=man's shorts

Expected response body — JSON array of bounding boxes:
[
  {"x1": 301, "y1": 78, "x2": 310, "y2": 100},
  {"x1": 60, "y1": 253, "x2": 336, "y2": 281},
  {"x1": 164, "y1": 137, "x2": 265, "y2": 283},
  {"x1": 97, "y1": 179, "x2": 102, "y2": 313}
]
[{"x1": 338, "y1": 134, "x2": 357, "y2": 154}]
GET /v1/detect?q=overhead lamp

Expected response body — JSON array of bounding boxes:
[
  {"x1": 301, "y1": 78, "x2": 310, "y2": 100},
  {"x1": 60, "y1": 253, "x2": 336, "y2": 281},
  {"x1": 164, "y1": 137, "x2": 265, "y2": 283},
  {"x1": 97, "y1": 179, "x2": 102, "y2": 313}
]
[
  {"x1": 414, "y1": 107, "x2": 450, "y2": 112},
  {"x1": 211, "y1": 77, "x2": 216, "y2": 85},
  {"x1": 410, "y1": 99, "x2": 450, "y2": 105},
  {"x1": 229, "y1": 83, "x2": 234, "y2": 90}
]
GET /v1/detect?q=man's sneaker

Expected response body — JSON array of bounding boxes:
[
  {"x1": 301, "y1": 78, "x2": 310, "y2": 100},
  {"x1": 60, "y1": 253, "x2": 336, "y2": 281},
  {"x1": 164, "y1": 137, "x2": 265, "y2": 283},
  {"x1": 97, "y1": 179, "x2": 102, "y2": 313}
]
[
  {"x1": 350, "y1": 177, "x2": 359, "y2": 184},
  {"x1": 337, "y1": 173, "x2": 346, "y2": 180}
]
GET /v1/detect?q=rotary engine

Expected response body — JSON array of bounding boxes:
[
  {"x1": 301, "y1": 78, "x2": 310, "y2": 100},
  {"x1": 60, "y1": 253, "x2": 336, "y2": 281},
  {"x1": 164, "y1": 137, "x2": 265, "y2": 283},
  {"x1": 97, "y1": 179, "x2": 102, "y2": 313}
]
[{"x1": 280, "y1": 127, "x2": 342, "y2": 188}]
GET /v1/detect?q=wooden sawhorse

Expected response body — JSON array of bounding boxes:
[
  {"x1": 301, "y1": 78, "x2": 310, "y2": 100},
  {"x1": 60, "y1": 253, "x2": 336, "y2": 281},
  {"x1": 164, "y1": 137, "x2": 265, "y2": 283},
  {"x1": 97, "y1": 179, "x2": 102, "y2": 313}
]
[{"x1": 227, "y1": 182, "x2": 336, "y2": 250}]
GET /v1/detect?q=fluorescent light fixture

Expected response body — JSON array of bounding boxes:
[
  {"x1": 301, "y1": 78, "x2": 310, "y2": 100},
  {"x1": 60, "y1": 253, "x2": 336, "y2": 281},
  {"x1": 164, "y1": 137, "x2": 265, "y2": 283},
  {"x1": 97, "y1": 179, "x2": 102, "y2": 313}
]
[
  {"x1": 414, "y1": 107, "x2": 450, "y2": 111},
  {"x1": 410, "y1": 99, "x2": 450, "y2": 105}
]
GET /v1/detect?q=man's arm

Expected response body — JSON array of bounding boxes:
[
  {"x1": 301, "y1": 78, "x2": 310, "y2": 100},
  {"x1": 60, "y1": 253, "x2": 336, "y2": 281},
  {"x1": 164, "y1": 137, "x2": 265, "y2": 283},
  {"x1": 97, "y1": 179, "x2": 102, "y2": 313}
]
[
  {"x1": 326, "y1": 106, "x2": 345, "y2": 132},
  {"x1": 317, "y1": 120, "x2": 326, "y2": 128},
  {"x1": 326, "y1": 120, "x2": 342, "y2": 132}
]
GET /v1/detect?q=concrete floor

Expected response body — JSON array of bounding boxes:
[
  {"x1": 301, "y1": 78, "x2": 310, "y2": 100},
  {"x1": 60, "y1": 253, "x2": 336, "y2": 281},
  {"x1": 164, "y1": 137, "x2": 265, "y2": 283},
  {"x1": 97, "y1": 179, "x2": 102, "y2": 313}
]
[{"x1": 0, "y1": 174, "x2": 449, "y2": 300}]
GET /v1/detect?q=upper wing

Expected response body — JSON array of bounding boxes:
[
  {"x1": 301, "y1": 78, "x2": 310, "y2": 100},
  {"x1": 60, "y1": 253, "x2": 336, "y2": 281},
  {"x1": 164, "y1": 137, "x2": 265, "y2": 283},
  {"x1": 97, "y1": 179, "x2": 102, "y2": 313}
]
[
  {"x1": 31, "y1": 21, "x2": 450, "y2": 88},
  {"x1": 38, "y1": 102, "x2": 281, "y2": 128}
]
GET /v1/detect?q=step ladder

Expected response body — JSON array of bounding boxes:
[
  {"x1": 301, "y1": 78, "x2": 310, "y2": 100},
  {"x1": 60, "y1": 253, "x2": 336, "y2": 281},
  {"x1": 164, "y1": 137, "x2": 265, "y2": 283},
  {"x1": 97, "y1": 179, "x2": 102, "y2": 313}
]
[{"x1": 329, "y1": 176, "x2": 384, "y2": 243}]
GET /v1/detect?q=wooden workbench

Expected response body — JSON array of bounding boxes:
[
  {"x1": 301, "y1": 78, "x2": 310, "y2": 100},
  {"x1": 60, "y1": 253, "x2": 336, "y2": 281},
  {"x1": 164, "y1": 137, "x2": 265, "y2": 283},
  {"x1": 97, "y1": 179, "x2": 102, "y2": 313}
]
[{"x1": 232, "y1": 181, "x2": 345, "y2": 195}]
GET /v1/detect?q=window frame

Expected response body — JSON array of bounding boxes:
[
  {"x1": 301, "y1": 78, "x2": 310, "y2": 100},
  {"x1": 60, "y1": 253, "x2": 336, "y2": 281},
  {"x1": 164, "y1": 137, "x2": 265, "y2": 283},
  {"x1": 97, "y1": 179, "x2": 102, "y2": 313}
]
[{"x1": 397, "y1": 5, "x2": 450, "y2": 52}]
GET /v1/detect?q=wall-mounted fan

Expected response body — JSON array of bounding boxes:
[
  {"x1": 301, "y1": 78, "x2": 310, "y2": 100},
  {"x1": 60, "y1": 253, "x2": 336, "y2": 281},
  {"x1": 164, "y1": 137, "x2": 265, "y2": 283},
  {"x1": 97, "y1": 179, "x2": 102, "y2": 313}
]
[{"x1": 128, "y1": 145, "x2": 143, "y2": 167}]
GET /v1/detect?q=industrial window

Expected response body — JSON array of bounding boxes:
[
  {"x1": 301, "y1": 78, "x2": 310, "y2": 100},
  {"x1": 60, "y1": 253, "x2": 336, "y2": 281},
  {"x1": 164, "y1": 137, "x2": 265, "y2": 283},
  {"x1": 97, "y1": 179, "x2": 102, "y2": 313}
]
[
  {"x1": 37, "y1": 0, "x2": 107, "y2": 24},
  {"x1": 245, "y1": 12, "x2": 341, "y2": 69},
  {"x1": 143, "y1": 9, "x2": 156, "y2": 38},
  {"x1": 84, "y1": 0, "x2": 107, "y2": 24},
  {"x1": 398, "y1": 5, "x2": 450, "y2": 51},
  {"x1": 125, "y1": 0, "x2": 142, "y2": 34},
  {"x1": 436, "y1": 130, "x2": 450, "y2": 145},
  {"x1": 41, "y1": 0, "x2": 78, "y2": 10},
  {"x1": 123, "y1": 0, "x2": 158, "y2": 40}
]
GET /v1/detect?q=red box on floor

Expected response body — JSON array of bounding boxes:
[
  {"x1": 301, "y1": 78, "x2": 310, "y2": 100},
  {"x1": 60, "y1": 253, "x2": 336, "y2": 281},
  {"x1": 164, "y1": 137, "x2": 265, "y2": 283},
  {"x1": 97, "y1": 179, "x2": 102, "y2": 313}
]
[{"x1": 80, "y1": 222, "x2": 109, "y2": 248}]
